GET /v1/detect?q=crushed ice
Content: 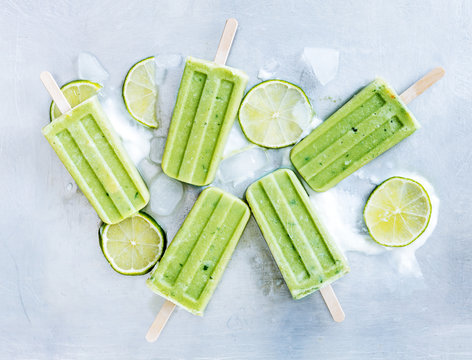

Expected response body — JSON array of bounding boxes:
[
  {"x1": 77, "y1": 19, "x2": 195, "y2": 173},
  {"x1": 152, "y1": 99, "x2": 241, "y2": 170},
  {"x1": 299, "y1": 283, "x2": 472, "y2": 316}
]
[
  {"x1": 77, "y1": 52, "x2": 109, "y2": 84},
  {"x1": 219, "y1": 147, "x2": 269, "y2": 185},
  {"x1": 149, "y1": 173, "x2": 184, "y2": 216},
  {"x1": 302, "y1": 47, "x2": 339, "y2": 86},
  {"x1": 101, "y1": 95, "x2": 153, "y2": 164},
  {"x1": 257, "y1": 59, "x2": 280, "y2": 81},
  {"x1": 138, "y1": 158, "x2": 160, "y2": 184},
  {"x1": 222, "y1": 124, "x2": 251, "y2": 159},
  {"x1": 149, "y1": 136, "x2": 167, "y2": 164}
]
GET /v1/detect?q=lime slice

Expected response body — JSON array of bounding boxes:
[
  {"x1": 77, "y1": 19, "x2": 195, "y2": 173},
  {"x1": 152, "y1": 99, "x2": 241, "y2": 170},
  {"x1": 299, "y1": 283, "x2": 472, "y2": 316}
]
[
  {"x1": 238, "y1": 80, "x2": 313, "y2": 148},
  {"x1": 99, "y1": 212, "x2": 166, "y2": 275},
  {"x1": 364, "y1": 177, "x2": 432, "y2": 247},
  {"x1": 122, "y1": 56, "x2": 158, "y2": 128},
  {"x1": 49, "y1": 80, "x2": 102, "y2": 121}
]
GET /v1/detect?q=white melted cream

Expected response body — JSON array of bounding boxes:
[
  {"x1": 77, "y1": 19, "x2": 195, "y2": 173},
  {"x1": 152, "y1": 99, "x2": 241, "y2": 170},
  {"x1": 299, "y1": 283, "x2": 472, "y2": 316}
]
[{"x1": 307, "y1": 171, "x2": 439, "y2": 278}]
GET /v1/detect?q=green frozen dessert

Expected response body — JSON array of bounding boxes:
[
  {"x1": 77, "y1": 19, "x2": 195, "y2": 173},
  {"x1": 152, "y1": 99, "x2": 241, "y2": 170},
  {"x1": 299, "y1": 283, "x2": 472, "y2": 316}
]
[
  {"x1": 162, "y1": 56, "x2": 248, "y2": 186},
  {"x1": 291, "y1": 78, "x2": 419, "y2": 192},
  {"x1": 246, "y1": 169, "x2": 349, "y2": 299},
  {"x1": 42, "y1": 96, "x2": 149, "y2": 224},
  {"x1": 147, "y1": 187, "x2": 250, "y2": 315}
]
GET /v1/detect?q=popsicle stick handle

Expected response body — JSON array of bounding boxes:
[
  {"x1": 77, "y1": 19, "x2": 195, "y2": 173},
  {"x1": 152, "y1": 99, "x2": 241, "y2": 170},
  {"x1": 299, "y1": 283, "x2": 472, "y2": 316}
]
[
  {"x1": 319, "y1": 284, "x2": 345, "y2": 322},
  {"x1": 40, "y1": 71, "x2": 72, "y2": 114},
  {"x1": 214, "y1": 18, "x2": 238, "y2": 65},
  {"x1": 145, "y1": 300, "x2": 176, "y2": 342},
  {"x1": 400, "y1": 67, "x2": 445, "y2": 104}
]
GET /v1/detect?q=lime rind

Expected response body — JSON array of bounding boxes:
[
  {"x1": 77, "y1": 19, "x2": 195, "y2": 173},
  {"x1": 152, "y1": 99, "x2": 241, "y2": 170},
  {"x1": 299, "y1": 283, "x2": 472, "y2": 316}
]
[
  {"x1": 49, "y1": 80, "x2": 102, "y2": 121},
  {"x1": 99, "y1": 212, "x2": 166, "y2": 276},
  {"x1": 122, "y1": 56, "x2": 158, "y2": 128},
  {"x1": 363, "y1": 176, "x2": 432, "y2": 247},
  {"x1": 238, "y1": 79, "x2": 314, "y2": 149}
]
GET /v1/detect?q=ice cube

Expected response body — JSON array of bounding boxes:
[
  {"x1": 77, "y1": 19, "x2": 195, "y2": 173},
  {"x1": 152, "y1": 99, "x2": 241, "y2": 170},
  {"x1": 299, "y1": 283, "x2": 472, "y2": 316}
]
[
  {"x1": 223, "y1": 125, "x2": 251, "y2": 158},
  {"x1": 138, "y1": 158, "x2": 160, "y2": 184},
  {"x1": 155, "y1": 67, "x2": 167, "y2": 85},
  {"x1": 302, "y1": 47, "x2": 339, "y2": 86},
  {"x1": 149, "y1": 136, "x2": 167, "y2": 164},
  {"x1": 301, "y1": 116, "x2": 322, "y2": 138},
  {"x1": 154, "y1": 55, "x2": 186, "y2": 137},
  {"x1": 257, "y1": 59, "x2": 280, "y2": 81},
  {"x1": 66, "y1": 182, "x2": 76, "y2": 193},
  {"x1": 219, "y1": 147, "x2": 269, "y2": 184},
  {"x1": 64, "y1": 181, "x2": 78, "y2": 199},
  {"x1": 156, "y1": 54, "x2": 183, "y2": 69},
  {"x1": 149, "y1": 173, "x2": 184, "y2": 216},
  {"x1": 278, "y1": 147, "x2": 293, "y2": 169},
  {"x1": 102, "y1": 95, "x2": 153, "y2": 165},
  {"x1": 155, "y1": 54, "x2": 183, "y2": 84},
  {"x1": 265, "y1": 149, "x2": 283, "y2": 168},
  {"x1": 78, "y1": 52, "x2": 109, "y2": 83}
]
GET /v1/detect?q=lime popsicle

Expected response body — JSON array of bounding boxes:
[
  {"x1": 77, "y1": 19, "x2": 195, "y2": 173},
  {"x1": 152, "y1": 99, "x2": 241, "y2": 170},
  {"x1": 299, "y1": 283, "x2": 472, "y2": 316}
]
[
  {"x1": 42, "y1": 94, "x2": 149, "y2": 224},
  {"x1": 147, "y1": 187, "x2": 250, "y2": 315},
  {"x1": 246, "y1": 169, "x2": 349, "y2": 300},
  {"x1": 161, "y1": 56, "x2": 248, "y2": 186},
  {"x1": 291, "y1": 78, "x2": 419, "y2": 192}
]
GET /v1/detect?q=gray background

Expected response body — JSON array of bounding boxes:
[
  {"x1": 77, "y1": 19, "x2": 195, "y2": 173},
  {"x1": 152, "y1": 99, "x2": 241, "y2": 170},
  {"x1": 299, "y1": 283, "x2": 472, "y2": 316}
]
[{"x1": 1, "y1": 0, "x2": 471, "y2": 359}]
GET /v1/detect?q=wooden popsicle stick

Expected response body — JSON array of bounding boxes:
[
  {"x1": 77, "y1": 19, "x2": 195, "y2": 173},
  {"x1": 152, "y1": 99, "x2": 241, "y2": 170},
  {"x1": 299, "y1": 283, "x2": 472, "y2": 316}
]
[
  {"x1": 146, "y1": 19, "x2": 240, "y2": 343},
  {"x1": 400, "y1": 67, "x2": 445, "y2": 104},
  {"x1": 40, "y1": 71, "x2": 72, "y2": 114},
  {"x1": 145, "y1": 300, "x2": 176, "y2": 343},
  {"x1": 319, "y1": 284, "x2": 345, "y2": 322},
  {"x1": 214, "y1": 18, "x2": 238, "y2": 65}
]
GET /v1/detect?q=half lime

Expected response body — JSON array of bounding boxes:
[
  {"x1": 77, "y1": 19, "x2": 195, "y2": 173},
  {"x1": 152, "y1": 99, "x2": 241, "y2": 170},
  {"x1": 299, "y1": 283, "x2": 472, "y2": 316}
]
[{"x1": 122, "y1": 56, "x2": 158, "y2": 128}]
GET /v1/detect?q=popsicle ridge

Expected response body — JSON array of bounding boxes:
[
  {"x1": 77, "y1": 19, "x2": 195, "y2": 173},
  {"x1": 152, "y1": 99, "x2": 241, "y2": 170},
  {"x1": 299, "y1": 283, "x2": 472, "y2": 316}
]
[
  {"x1": 54, "y1": 130, "x2": 123, "y2": 220},
  {"x1": 183, "y1": 200, "x2": 245, "y2": 300},
  {"x1": 156, "y1": 193, "x2": 222, "y2": 288},
  {"x1": 165, "y1": 70, "x2": 208, "y2": 178},
  {"x1": 169, "y1": 193, "x2": 229, "y2": 290},
  {"x1": 302, "y1": 112, "x2": 404, "y2": 183},
  {"x1": 263, "y1": 173, "x2": 337, "y2": 273},
  {"x1": 71, "y1": 121, "x2": 137, "y2": 212},
  {"x1": 178, "y1": 78, "x2": 234, "y2": 182},
  {"x1": 253, "y1": 181, "x2": 311, "y2": 281},
  {"x1": 292, "y1": 93, "x2": 386, "y2": 165}
]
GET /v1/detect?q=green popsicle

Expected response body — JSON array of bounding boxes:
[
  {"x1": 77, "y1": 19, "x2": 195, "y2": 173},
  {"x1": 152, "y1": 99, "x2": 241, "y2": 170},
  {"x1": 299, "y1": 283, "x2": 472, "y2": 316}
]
[
  {"x1": 147, "y1": 187, "x2": 250, "y2": 315},
  {"x1": 246, "y1": 169, "x2": 349, "y2": 299},
  {"x1": 290, "y1": 78, "x2": 420, "y2": 192},
  {"x1": 161, "y1": 56, "x2": 248, "y2": 186},
  {"x1": 42, "y1": 96, "x2": 149, "y2": 224}
]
